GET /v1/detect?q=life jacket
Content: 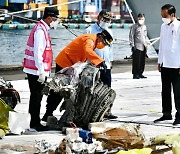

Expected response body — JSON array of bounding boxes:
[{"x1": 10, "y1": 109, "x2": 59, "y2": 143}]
[{"x1": 23, "y1": 21, "x2": 52, "y2": 71}]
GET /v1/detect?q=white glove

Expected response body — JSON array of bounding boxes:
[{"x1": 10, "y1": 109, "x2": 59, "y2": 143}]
[{"x1": 37, "y1": 74, "x2": 46, "y2": 84}]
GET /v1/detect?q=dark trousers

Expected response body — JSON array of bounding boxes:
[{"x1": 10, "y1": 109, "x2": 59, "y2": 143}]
[
  {"x1": 45, "y1": 64, "x2": 63, "y2": 114},
  {"x1": 161, "y1": 67, "x2": 180, "y2": 119},
  {"x1": 100, "y1": 69, "x2": 112, "y2": 115},
  {"x1": 27, "y1": 73, "x2": 45, "y2": 127},
  {"x1": 100, "y1": 69, "x2": 111, "y2": 87},
  {"x1": 132, "y1": 48, "x2": 146, "y2": 75}
]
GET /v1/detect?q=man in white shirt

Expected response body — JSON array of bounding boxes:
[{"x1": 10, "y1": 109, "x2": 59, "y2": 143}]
[
  {"x1": 23, "y1": 7, "x2": 59, "y2": 131},
  {"x1": 85, "y1": 10, "x2": 117, "y2": 119},
  {"x1": 154, "y1": 4, "x2": 180, "y2": 125}
]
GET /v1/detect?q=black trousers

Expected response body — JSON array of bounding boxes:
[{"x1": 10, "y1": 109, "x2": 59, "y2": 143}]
[
  {"x1": 45, "y1": 64, "x2": 63, "y2": 114},
  {"x1": 161, "y1": 67, "x2": 180, "y2": 119},
  {"x1": 100, "y1": 69, "x2": 111, "y2": 87},
  {"x1": 27, "y1": 73, "x2": 45, "y2": 127},
  {"x1": 132, "y1": 48, "x2": 146, "y2": 75}
]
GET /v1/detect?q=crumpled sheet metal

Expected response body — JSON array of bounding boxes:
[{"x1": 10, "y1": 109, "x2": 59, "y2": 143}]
[
  {"x1": 55, "y1": 137, "x2": 104, "y2": 154},
  {"x1": 35, "y1": 139, "x2": 58, "y2": 153},
  {"x1": 44, "y1": 62, "x2": 116, "y2": 129},
  {"x1": 94, "y1": 124, "x2": 147, "y2": 150},
  {"x1": 47, "y1": 62, "x2": 90, "y2": 94}
]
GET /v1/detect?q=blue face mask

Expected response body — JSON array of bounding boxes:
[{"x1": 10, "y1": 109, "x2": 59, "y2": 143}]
[{"x1": 99, "y1": 20, "x2": 110, "y2": 29}]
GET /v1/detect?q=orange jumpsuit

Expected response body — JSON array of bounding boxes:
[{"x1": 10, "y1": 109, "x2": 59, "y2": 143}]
[{"x1": 55, "y1": 34, "x2": 104, "y2": 68}]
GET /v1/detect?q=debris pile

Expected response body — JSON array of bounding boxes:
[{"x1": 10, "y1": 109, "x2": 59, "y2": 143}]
[{"x1": 44, "y1": 62, "x2": 116, "y2": 129}]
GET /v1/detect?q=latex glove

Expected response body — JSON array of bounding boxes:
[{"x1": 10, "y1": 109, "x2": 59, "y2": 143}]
[
  {"x1": 100, "y1": 61, "x2": 107, "y2": 72},
  {"x1": 146, "y1": 44, "x2": 150, "y2": 50},
  {"x1": 37, "y1": 74, "x2": 46, "y2": 84}
]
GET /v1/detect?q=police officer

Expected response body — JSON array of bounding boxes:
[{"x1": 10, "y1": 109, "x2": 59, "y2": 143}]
[{"x1": 84, "y1": 10, "x2": 117, "y2": 119}]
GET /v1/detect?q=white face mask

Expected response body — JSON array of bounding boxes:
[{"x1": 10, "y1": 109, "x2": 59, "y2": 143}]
[
  {"x1": 138, "y1": 19, "x2": 145, "y2": 25},
  {"x1": 99, "y1": 20, "x2": 110, "y2": 29},
  {"x1": 50, "y1": 18, "x2": 59, "y2": 29},
  {"x1": 162, "y1": 18, "x2": 171, "y2": 24}
]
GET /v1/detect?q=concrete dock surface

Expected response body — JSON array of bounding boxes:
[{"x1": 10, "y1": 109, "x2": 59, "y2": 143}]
[{"x1": 0, "y1": 60, "x2": 179, "y2": 153}]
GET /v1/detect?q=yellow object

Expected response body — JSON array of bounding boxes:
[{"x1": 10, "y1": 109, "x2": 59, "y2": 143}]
[
  {"x1": 0, "y1": 98, "x2": 13, "y2": 134},
  {"x1": 29, "y1": 2, "x2": 37, "y2": 9},
  {"x1": 5, "y1": 0, "x2": 8, "y2": 7},
  {"x1": 0, "y1": 129, "x2": 8, "y2": 138},
  {"x1": 172, "y1": 147, "x2": 180, "y2": 154},
  {"x1": 59, "y1": 10, "x2": 68, "y2": 18},
  {"x1": 24, "y1": 3, "x2": 29, "y2": 10},
  {"x1": 155, "y1": 134, "x2": 180, "y2": 145},
  {"x1": 116, "y1": 148, "x2": 152, "y2": 154},
  {"x1": 37, "y1": 3, "x2": 49, "y2": 11}
]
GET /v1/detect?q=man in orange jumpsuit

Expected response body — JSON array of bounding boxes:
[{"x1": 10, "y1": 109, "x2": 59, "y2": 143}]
[{"x1": 42, "y1": 30, "x2": 113, "y2": 122}]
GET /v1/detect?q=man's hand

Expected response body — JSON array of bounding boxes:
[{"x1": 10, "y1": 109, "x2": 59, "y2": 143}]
[
  {"x1": 100, "y1": 61, "x2": 107, "y2": 72},
  {"x1": 37, "y1": 74, "x2": 46, "y2": 84},
  {"x1": 132, "y1": 46, "x2": 136, "y2": 52}
]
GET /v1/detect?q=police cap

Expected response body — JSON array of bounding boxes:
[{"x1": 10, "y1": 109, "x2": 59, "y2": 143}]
[
  {"x1": 43, "y1": 7, "x2": 59, "y2": 19},
  {"x1": 100, "y1": 30, "x2": 113, "y2": 46}
]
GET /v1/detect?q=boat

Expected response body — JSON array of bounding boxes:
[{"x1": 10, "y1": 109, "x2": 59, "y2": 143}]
[{"x1": 126, "y1": 0, "x2": 180, "y2": 51}]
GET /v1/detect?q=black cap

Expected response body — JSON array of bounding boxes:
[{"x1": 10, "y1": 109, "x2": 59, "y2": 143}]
[
  {"x1": 100, "y1": 30, "x2": 113, "y2": 46},
  {"x1": 43, "y1": 7, "x2": 59, "y2": 19},
  {"x1": 99, "y1": 9, "x2": 112, "y2": 19}
]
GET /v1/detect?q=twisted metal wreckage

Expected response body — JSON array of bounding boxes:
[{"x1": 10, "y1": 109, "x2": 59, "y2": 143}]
[{"x1": 43, "y1": 62, "x2": 116, "y2": 129}]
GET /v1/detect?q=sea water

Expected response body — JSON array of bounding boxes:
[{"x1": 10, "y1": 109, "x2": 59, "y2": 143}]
[{"x1": 0, "y1": 28, "x2": 157, "y2": 66}]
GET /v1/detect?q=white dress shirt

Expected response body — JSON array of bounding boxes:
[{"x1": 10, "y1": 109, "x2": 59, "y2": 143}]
[
  {"x1": 85, "y1": 23, "x2": 113, "y2": 69},
  {"x1": 158, "y1": 18, "x2": 180, "y2": 68},
  {"x1": 23, "y1": 19, "x2": 50, "y2": 76}
]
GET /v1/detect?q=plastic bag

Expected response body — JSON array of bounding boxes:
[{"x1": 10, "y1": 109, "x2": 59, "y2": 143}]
[
  {"x1": 8, "y1": 111, "x2": 30, "y2": 134},
  {"x1": 0, "y1": 98, "x2": 14, "y2": 137},
  {"x1": 116, "y1": 148, "x2": 152, "y2": 154}
]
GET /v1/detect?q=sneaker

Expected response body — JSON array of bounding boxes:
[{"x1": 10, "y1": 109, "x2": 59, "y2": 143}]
[
  {"x1": 173, "y1": 119, "x2": 180, "y2": 125},
  {"x1": 104, "y1": 114, "x2": 118, "y2": 119},
  {"x1": 154, "y1": 115, "x2": 172, "y2": 123},
  {"x1": 139, "y1": 75, "x2": 147, "y2": 78},
  {"x1": 133, "y1": 75, "x2": 140, "y2": 79},
  {"x1": 31, "y1": 124, "x2": 49, "y2": 131}
]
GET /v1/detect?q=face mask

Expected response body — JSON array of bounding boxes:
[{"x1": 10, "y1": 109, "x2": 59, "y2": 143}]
[
  {"x1": 50, "y1": 18, "x2": 59, "y2": 29},
  {"x1": 99, "y1": 20, "x2": 110, "y2": 29},
  {"x1": 138, "y1": 19, "x2": 145, "y2": 25},
  {"x1": 162, "y1": 18, "x2": 171, "y2": 24},
  {"x1": 96, "y1": 42, "x2": 106, "y2": 49}
]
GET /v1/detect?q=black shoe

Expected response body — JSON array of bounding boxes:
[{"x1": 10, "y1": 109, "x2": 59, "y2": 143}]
[
  {"x1": 154, "y1": 115, "x2": 172, "y2": 123},
  {"x1": 133, "y1": 75, "x2": 140, "y2": 79},
  {"x1": 42, "y1": 112, "x2": 53, "y2": 122},
  {"x1": 139, "y1": 75, "x2": 147, "y2": 78},
  {"x1": 104, "y1": 114, "x2": 118, "y2": 119},
  {"x1": 173, "y1": 119, "x2": 180, "y2": 125},
  {"x1": 31, "y1": 124, "x2": 49, "y2": 131}
]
